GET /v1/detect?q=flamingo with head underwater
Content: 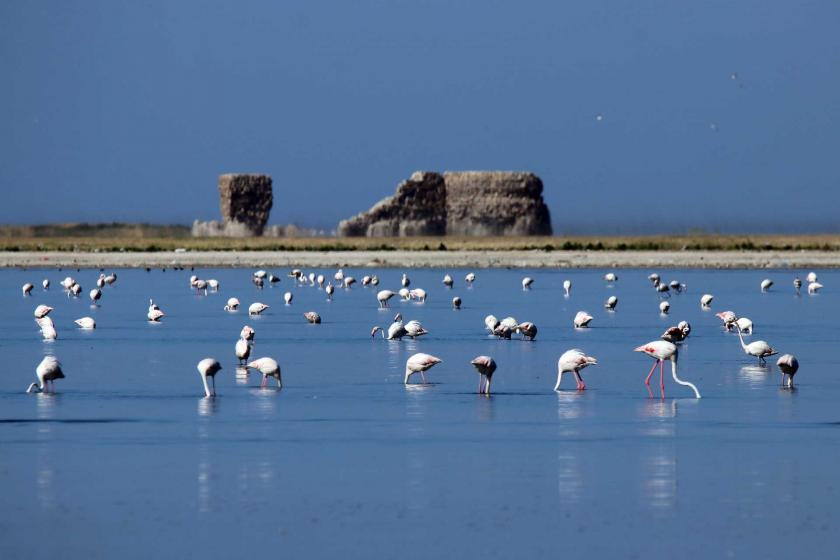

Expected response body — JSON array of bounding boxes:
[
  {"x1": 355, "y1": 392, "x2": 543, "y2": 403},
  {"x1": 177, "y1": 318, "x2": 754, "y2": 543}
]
[{"x1": 634, "y1": 340, "x2": 701, "y2": 398}]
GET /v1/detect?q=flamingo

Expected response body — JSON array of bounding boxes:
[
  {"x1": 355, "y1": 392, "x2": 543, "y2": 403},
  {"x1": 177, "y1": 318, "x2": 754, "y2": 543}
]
[
  {"x1": 254, "y1": 269, "x2": 268, "y2": 279},
  {"x1": 399, "y1": 288, "x2": 411, "y2": 301},
  {"x1": 634, "y1": 340, "x2": 701, "y2": 398},
  {"x1": 27, "y1": 356, "x2": 65, "y2": 393},
  {"x1": 522, "y1": 277, "x2": 534, "y2": 289},
  {"x1": 515, "y1": 322, "x2": 538, "y2": 340},
  {"x1": 715, "y1": 311, "x2": 737, "y2": 330},
  {"x1": 661, "y1": 323, "x2": 690, "y2": 343},
  {"x1": 284, "y1": 292, "x2": 293, "y2": 305},
  {"x1": 659, "y1": 301, "x2": 670, "y2": 314},
  {"x1": 247, "y1": 357, "x2": 282, "y2": 389},
  {"x1": 104, "y1": 272, "x2": 117, "y2": 285},
  {"x1": 372, "y1": 315, "x2": 408, "y2": 340},
  {"x1": 793, "y1": 277, "x2": 802, "y2": 294},
  {"x1": 22, "y1": 283, "x2": 34, "y2": 296},
  {"x1": 404, "y1": 353, "x2": 442, "y2": 385},
  {"x1": 37, "y1": 317, "x2": 57, "y2": 340},
  {"x1": 249, "y1": 302, "x2": 269, "y2": 315},
  {"x1": 253, "y1": 276, "x2": 264, "y2": 288},
  {"x1": 70, "y1": 283, "x2": 81, "y2": 296},
  {"x1": 604, "y1": 272, "x2": 618, "y2": 283},
  {"x1": 776, "y1": 354, "x2": 799, "y2": 388},
  {"x1": 605, "y1": 296, "x2": 617, "y2": 310},
  {"x1": 700, "y1": 294, "x2": 714, "y2": 307},
  {"x1": 207, "y1": 279, "x2": 220, "y2": 291},
  {"x1": 308, "y1": 272, "x2": 316, "y2": 286},
  {"x1": 735, "y1": 325, "x2": 776, "y2": 364},
  {"x1": 563, "y1": 279, "x2": 571, "y2": 297},
  {"x1": 192, "y1": 279, "x2": 208, "y2": 295},
  {"x1": 197, "y1": 358, "x2": 222, "y2": 397},
  {"x1": 760, "y1": 279, "x2": 773, "y2": 292},
  {"x1": 807, "y1": 272, "x2": 818, "y2": 283},
  {"x1": 377, "y1": 290, "x2": 395, "y2": 308},
  {"x1": 808, "y1": 282, "x2": 823, "y2": 294},
  {"x1": 344, "y1": 277, "x2": 356, "y2": 289},
  {"x1": 147, "y1": 299, "x2": 165, "y2": 322},
  {"x1": 499, "y1": 317, "x2": 518, "y2": 329},
  {"x1": 362, "y1": 275, "x2": 372, "y2": 286},
  {"x1": 648, "y1": 273, "x2": 660, "y2": 284},
  {"x1": 96, "y1": 274, "x2": 106, "y2": 288},
  {"x1": 42, "y1": 279, "x2": 50, "y2": 290},
  {"x1": 74, "y1": 317, "x2": 96, "y2": 329},
  {"x1": 90, "y1": 288, "x2": 102, "y2": 305},
  {"x1": 465, "y1": 272, "x2": 476, "y2": 285},
  {"x1": 334, "y1": 269, "x2": 344, "y2": 283},
  {"x1": 266, "y1": 273, "x2": 278, "y2": 284},
  {"x1": 493, "y1": 323, "x2": 513, "y2": 339},
  {"x1": 735, "y1": 317, "x2": 753, "y2": 334},
  {"x1": 235, "y1": 338, "x2": 251, "y2": 364},
  {"x1": 452, "y1": 296, "x2": 462, "y2": 309},
  {"x1": 224, "y1": 297, "x2": 240, "y2": 311},
  {"x1": 34, "y1": 305, "x2": 53, "y2": 319},
  {"x1": 654, "y1": 281, "x2": 670, "y2": 297},
  {"x1": 484, "y1": 315, "x2": 499, "y2": 332},
  {"x1": 317, "y1": 274, "x2": 325, "y2": 288},
  {"x1": 61, "y1": 276, "x2": 76, "y2": 290},
  {"x1": 240, "y1": 325, "x2": 255, "y2": 341},
  {"x1": 443, "y1": 274, "x2": 454, "y2": 288},
  {"x1": 304, "y1": 311, "x2": 321, "y2": 324},
  {"x1": 471, "y1": 356, "x2": 497, "y2": 394},
  {"x1": 326, "y1": 283, "x2": 335, "y2": 300},
  {"x1": 401, "y1": 273, "x2": 411, "y2": 288},
  {"x1": 370, "y1": 276, "x2": 380, "y2": 286},
  {"x1": 573, "y1": 311, "x2": 593, "y2": 328},
  {"x1": 409, "y1": 288, "x2": 427, "y2": 302},
  {"x1": 404, "y1": 320, "x2": 429, "y2": 339},
  {"x1": 556, "y1": 349, "x2": 597, "y2": 391},
  {"x1": 669, "y1": 280, "x2": 686, "y2": 293}
]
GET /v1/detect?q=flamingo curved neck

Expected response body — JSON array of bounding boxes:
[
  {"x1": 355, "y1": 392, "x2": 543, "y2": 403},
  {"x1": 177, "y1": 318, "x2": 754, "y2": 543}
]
[
  {"x1": 26, "y1": 382, "x2": 43, "y2": 394},
  {"x1": 671, "y1": 360, "x2": 701, "y2": 398},
  {"x1": 736, "y1": 328, "x2": 749, "y2": 352}
]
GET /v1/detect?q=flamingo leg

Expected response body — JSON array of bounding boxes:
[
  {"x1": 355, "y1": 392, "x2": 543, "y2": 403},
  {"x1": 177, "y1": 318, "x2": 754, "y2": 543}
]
[
  {"x1": 574, "y1": 370, "x2": 585, "y2": 391},
  {"x1": 420, "y1": 371, "x2": 427, "y2": 384},
  {"x1": 644, "y1": 361, "x2": 658, "y2": 385},
  {"x1": 659, "y1": 360, "x2": 666, "y2": 399}
]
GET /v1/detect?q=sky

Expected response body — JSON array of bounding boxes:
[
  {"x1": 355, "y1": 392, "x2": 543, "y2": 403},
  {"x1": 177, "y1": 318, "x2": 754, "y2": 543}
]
[{"x1": 2, "y1": 0, "x2": 839, "y2": 234}]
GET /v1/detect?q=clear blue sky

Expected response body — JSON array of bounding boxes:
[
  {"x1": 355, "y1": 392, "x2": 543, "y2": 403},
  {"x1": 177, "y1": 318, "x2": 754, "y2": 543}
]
[{"x1": 2, "y1": 1, "x2": 839, "y2": 233}]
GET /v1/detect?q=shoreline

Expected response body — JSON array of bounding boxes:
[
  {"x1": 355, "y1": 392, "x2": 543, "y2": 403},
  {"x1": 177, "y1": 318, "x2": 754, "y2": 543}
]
[{"x1": 2, "y1": 250, "x2": 839, "y2": 269}]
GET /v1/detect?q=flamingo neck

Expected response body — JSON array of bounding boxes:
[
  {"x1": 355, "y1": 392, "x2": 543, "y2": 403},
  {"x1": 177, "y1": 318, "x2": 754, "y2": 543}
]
[
  {"x1": 671, "y1": 360, "x2": 701, "y2": 398},
  {"x1": 736, "y1": 328, "x2": 748, "y2": 351}
]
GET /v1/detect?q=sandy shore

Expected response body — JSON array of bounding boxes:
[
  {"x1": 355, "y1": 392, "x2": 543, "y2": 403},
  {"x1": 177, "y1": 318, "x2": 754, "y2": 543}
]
[{"x1": 2, "y1": 250, "x2": 839, "y2": 269}]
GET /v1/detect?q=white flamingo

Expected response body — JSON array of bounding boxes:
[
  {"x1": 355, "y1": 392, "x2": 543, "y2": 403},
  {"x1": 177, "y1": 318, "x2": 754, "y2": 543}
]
[
  {"x1": 452, "y1": 296, "x2": 461, "y2": 309},
  {"x1": 659, "y1": 301, "x2": 670, "y2": 314},
  {"x1": 284, "y1": 292, "x2": 293, "y2": 305},
  {"x1": 409, "y1": 288, "x2": 427, "y2": 302},
  {"x1": 443, "y1": 274, "x2": 454, "y2": 288},
  {"x1": 556, "y1": 349, "x2": 597, "y2": 391},
  {"x1": 235, "y1": 338, "x2": 251, "y2": 364},
  {"x1": 700, "y1": 294, "x2": 714, "y2": 307},
  {"x1": 605, "y1": 296, "x2": 618, "y2": 310},
  {"x1": 34, "y1": 305, "x2": 53, "y2": 319},
  {"x1": 22, "y1": 283, "x2": 34, "y2": 296},
  {"x1": 197, "y1": 358, "x2": 222, "y2": 397},
  {"x1": 37, "y1": 317, "x2": 57, "y2": 340},
  {"x1": 465, "y1": 272, "x2": 476, "y2": 285},
  {"x1": 401, "y1": 273, "x2": 411, "y2": 288},
  {"x1": 104, "y1": 272, "x2": 117, "y2": 285},
  {"x1": 573, "y1": 311, "x2": 593, "y2": 328},
  {"x1": 760, "y1": 279, "x2": 773, "y2": 292},
  {"x1": 240, "y1": 325, "x2": 255, "y2": 341},
  {"x1": 247, "y1": 357, "x2": 282, "y2": 389},
  {"x1": 89, "y1": 288, "x2": 102, "y2": 305},
  {"x1": 522, "y1": 277, "x2": 534, "y2": 289},
  {"x1": 249, "y1": 302, "x2": 269, "y2": 315},
  {"x1": 634, "y1": 340, "x2": 701, "y2": 398},
  {"x1": 563, "y1": 279, "x2": 571, "y2": 297},
  {"x1": 224, "y1": 297, "x2": 240, "y2": 311},
  {"x1": 27, "y1": 356, "x2": 65, "y2": 393},
  {"x1": 807, "y1": 272, "x2": 818, "y2": 283},
  {"x1": 376, "y1": 290, "x2": 395, "y2": 308},
  {"x1": 793, "y1": 277, "x2": 802, "y2": 294},
  {"x1": 471, "y1": 356, "x2": 497, "y2": 395},
  {"x1": 404, "y1": 353, "x2": 442, "y2": 385},
  {"x1": 326, "y1": 283, "x2": 335, "y2": 300},
  {"x1": 304, "y1": 311, "x2": 321, "y2": 324},
  {"x1": 776, "y1": 354, "x2": 799, "y2": 388},
  {"x1": 515, "y1": 322, "x2": 537, "y2": 340},
  {"x1": 42, "y1": 279, "x2": 50, "y2": 290},
  {"x1": 735, "y1": 325, "x2": 776, "y2": 364},
  {"x1": 147, "y1": 299, "x2": 165, "y2": 322},
  {"x1": 604, "y1": 272, "x2": 618, "y2": 283},
  {"x1": 75, "y1": 317, "x2": 96, "y2": 329},
  {"x1": 808, "y1": 282, "x2": 823, "y2": 294}
]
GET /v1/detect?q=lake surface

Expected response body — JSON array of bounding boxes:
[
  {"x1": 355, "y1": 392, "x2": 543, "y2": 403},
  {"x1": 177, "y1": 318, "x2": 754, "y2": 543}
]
[{"x1": 1, "y1": 267, "x2": 838, "y2": 558}]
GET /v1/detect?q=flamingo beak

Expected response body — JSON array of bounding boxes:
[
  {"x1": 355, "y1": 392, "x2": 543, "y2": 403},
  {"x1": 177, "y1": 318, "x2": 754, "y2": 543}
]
[{"x1": 633, "y1": 345, "x2": 647, "y2": 353}]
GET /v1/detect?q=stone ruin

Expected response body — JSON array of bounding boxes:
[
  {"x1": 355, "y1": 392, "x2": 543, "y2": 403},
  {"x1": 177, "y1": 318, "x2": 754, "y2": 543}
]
[
  {"x1": 337, "y1": 171, "x2": 552, "y2": 236},
  {"x1": 192, "y1": 174, "x2": 273, "y2": 237}
]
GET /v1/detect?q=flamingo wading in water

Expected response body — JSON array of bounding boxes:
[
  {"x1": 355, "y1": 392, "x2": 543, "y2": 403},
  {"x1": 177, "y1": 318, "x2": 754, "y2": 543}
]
[
  {"x1": 556, "y1": 349, "x2": 597, "y2": 391},
  {"x1": 634, "y1": 340, "x2": 701, "y2": 399},
  {"x1": 404, "y1": 353, "x2": 442, "y2": 385},
  {"x1": 471, "y1": 356, "x2": 496, "y2": 395}
]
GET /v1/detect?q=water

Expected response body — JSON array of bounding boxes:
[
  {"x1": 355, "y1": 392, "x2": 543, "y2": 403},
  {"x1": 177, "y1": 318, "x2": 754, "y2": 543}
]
[{"x1": 1, "y1": 267, "x2": 838, "y2": 558}]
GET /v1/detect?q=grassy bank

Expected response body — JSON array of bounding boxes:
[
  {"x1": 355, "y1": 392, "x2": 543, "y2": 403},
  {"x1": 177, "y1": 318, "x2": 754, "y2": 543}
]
[{"x1": 2, "y1": 234, "x2": 840, "y2": 252}]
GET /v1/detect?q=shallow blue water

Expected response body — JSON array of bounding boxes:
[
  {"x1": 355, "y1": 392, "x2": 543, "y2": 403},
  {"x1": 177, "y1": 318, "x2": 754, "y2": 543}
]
[{"x1": 1, "y1": 267, "x2": 838, "y2": 559}]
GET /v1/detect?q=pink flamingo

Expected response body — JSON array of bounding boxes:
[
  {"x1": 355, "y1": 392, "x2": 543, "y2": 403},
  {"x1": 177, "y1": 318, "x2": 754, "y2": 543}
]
[{"x1": 634, "y1": 340, "x2": 701, "y2": 398}]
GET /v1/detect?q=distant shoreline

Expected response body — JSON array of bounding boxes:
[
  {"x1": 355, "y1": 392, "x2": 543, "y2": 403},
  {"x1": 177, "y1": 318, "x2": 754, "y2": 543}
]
[{"x1": 2, "y1": 250, "x2": 839, "y2": 269}]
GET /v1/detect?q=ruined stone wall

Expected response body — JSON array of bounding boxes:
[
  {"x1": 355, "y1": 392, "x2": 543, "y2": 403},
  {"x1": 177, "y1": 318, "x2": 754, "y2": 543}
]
[
  {"x1": 337, "y1": 171, "x2": 552, "y2": 237},
  {"x1": 443, "y1": 172, "x2": 552, "y2": 236},
  {"x1": 218, "y1": 174, "x2": 273, "y2": 236},
  {"x1": 337, "y1": 172, "x2": 447, "y2": 237}
]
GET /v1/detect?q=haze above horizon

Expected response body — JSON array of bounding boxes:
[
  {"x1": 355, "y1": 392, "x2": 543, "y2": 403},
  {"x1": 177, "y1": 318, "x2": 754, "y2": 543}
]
[{"x1": 2, "y1": 1, "x2": 839, "y2": 234}]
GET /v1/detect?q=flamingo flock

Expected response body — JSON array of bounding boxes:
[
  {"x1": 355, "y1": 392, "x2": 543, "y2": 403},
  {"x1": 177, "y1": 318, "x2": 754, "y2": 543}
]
[{"x1": 17, "y1": 267, "x2": 820, "y2": 399}]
